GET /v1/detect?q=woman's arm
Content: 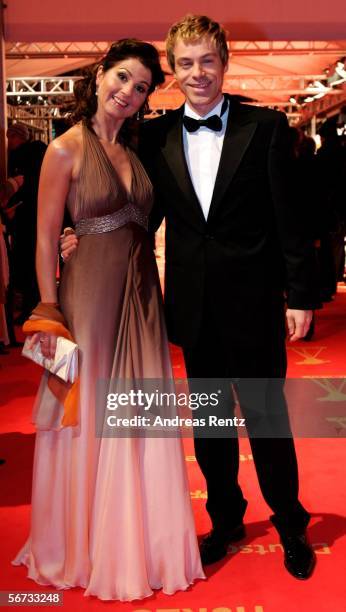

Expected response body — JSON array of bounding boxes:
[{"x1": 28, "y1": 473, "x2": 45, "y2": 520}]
[
  {"x1": 36, "y1": 138, "x2": 74, "y2": 303},
  {"x1": 29, "y1": 136, "x2": 75, "y2": 358}
]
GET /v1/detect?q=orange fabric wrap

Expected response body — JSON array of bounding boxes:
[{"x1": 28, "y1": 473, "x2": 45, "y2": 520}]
[
  {"x1": 23, "y1": 319, "x2": 73, "y2": 341},
  {"x1": 23, "y1": 318, "x2": 79, "y2": 427},
  {"x1": 30, "y1": 302, "x2": 66, "y2": 325}
]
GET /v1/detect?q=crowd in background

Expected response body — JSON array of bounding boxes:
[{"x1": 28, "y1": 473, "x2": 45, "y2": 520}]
[
  {"x1": 0, "y1": 115, "x2": 345, "y2": 354},
  {"x1": 0, "y1": 123, "x2": 46, "y2": 352}
]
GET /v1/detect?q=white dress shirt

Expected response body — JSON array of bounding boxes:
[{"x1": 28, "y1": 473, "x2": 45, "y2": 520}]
[{"x1": 183, "y1": 96, "x2": 229, "y2": 221}]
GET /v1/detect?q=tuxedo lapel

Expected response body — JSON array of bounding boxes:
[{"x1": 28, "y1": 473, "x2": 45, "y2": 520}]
[
  {"x1": 161, "y1": 109, "x2": 206, "y2": 226},
  {"x1": 208, "y1": 98, "x2": 258, "y2": 219}
]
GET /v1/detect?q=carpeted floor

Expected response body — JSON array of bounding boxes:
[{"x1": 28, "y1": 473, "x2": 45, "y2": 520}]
[{"x1": 0, "y1": 286, "x2": 345, "y2": 611}]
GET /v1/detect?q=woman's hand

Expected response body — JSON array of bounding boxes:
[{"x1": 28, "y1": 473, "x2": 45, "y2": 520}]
[
  {"x1": 60, "y1": 227, "x2": 79, "y2": 262},
  {"x1": 27, "y1": 332, "x2": 57, "y2": 359}
]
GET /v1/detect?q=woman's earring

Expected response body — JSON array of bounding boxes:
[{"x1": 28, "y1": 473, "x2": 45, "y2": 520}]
[{"x1": 95, "y1": 88, "x2": 99, "y2": 97}]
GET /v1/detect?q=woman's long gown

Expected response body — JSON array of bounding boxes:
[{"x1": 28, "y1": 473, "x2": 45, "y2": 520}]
[{"x1": 13, "y1": 124, "x2": 204, "y2": 601}]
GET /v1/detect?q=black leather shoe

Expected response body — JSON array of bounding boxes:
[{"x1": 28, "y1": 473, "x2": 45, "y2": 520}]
[
  {"x1": 200, "y1": 524, "x2": 246, "y2": 565},
  {"x1": 281, "y1": 532, "x2": 316, "y2": 579}
]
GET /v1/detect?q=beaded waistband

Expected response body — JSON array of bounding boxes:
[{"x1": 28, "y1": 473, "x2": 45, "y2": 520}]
[{"x1": 75, "y1": 202, "x2": 148, "y2": 237}]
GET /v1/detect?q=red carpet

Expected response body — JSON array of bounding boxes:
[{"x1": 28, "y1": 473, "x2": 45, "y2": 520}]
[{"x1": 1, "y1": 287, "x2": 345, "y2": 611}]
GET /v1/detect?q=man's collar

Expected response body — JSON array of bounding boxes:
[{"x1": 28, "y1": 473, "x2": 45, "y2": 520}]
[{"x1": 184, "y1": 95, "x2": 225, "y2": 120}]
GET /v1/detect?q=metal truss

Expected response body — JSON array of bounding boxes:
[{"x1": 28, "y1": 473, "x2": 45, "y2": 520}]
[
  {"x1": 151, "y1": 73, "x2": 345, "y2": 97},
  {"x1": 6, "y1": 76, "x2": 78, "y2": 97},
  {"x1": 5, "y1": 41, "x2": 111, "y2": 60},
  {"x1": 227, "y1": 40, "x2": 346, "y2": 55},
  {"x1": 6, "y1": 98, "x2": 342, "y2": 134},
  {"x1": 8, "y1": 74, "x2": 343, "y2": 99},
  {"x1": 7, "y1": 75, "x2": 344, "y2": 101},
  {"x1": 297, "y1": 89, "x2": 346, "y2": 125},
  {"x1": 7, "y1": 104, "x2": 66, "y2": 119},
  {"x1": 7, "y1": 80, "x2": 346, "y2": 134},
  {"x1": 6, "y1": 40, "x2": 346, "y2": 60},
  {"x1": 223, "y1": 75, "x2": 332, "y2": 93},
  {"x1": 7, "y1": 104, "x2": 57, "y2": 142},
  {"x1": 6, "y1": 41, "x2": 346, "y2": 116}
]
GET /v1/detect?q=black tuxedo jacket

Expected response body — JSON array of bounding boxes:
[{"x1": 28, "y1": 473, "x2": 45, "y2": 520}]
[{"x1": 139, "y1": 95, "x2": 320, "y2": 353}]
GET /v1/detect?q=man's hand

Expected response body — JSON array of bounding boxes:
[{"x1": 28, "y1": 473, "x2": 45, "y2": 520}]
[
  {"x1": 60, "y1": 227, "x2": 78, "y2": 262},
  {"x1": 286, "y1": 309, "x2": 313, "y2": 342},
  {"x1": 13, "y1": 175, "x2": 24, "y2": 189},
  {"x1": 4, "y1": 205, "x2": 18, "y2": 221}
]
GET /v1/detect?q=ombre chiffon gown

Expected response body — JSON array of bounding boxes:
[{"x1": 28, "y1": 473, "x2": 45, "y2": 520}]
[{"x1": 13, "y1": 123, "x2": 204, "y2": 601}]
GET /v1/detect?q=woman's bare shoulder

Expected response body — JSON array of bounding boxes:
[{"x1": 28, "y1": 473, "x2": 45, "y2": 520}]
[{"x1": 46, "y1": 124, "x2": 83, "y2": 165}]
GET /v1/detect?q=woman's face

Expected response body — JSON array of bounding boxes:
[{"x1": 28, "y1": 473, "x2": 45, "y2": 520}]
[{"x1": 96, "y1": 57, "x2": 152, "y2": 120}]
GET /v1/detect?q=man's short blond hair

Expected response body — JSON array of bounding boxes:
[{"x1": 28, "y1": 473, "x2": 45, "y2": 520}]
[{"x1": 166, "y1": 14, "x2": 229, "y2": 71}]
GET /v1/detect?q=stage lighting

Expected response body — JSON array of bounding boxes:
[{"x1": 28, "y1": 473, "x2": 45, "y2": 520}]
[
  {"x1": 327, "y1": 57, "x2": 346, "y2": 87},
  {"x1": 335, "y1": 60, "x2": 346, "y2": 80}
]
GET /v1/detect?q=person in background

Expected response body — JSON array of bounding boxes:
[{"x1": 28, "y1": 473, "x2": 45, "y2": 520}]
[
  {"x1": 316, "y1": 119, "x2": 346, "y2": 300},
  {"x1": 287, "y1": 129, "x2": 322, "y2": 340},
  {"x1": 0, "y1": 173, "x2": 24, "y2": 350},
  {"x1": 7, "y1": 123, "x2": 47, "y2": 323},
  {"x1": 0, "y1": 214, "x2": 10, "y2": 353}
]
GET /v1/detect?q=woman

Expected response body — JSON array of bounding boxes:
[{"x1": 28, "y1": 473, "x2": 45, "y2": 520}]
[{"x1": 13, "y1": 40, "x2": 204, "y2": 601}]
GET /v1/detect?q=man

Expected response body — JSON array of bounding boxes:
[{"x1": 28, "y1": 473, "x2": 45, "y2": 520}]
[
  {"x1": 7, "y1": 123, "x2": 47, "y2": 323},
  {"x1": 0, "y1": 172, "x2": 24, "y2": 349},
  {"x1": 62, "y1": 15, "x2": 320, "y2": 579}
]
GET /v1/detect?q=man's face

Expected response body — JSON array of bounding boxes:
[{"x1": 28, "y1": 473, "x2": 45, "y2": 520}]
[{"x1": 172, "y1": 36, "x2": 227, "y2": 116}]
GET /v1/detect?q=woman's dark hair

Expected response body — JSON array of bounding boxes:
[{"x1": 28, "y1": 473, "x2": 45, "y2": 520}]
[{"x1": 72, "y1": 39, "x2": 165, "y2": 144}]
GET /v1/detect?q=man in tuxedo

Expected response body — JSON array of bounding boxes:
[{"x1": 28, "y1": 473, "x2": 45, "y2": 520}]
[
  {"x1": 61, "y1": 15, "x2": 319, "y2": 579},
  {"x1": 140, "y1": 14, "x2": 319, "y2": 579}
]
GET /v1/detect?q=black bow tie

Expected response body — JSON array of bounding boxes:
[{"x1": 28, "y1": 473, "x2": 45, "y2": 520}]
[
  {"x1": 183, "y1": 97, "x2": 228, "y2": 133},
  {"x1": 183, "y1": 114, "x2": 223, "y2": 133}
]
